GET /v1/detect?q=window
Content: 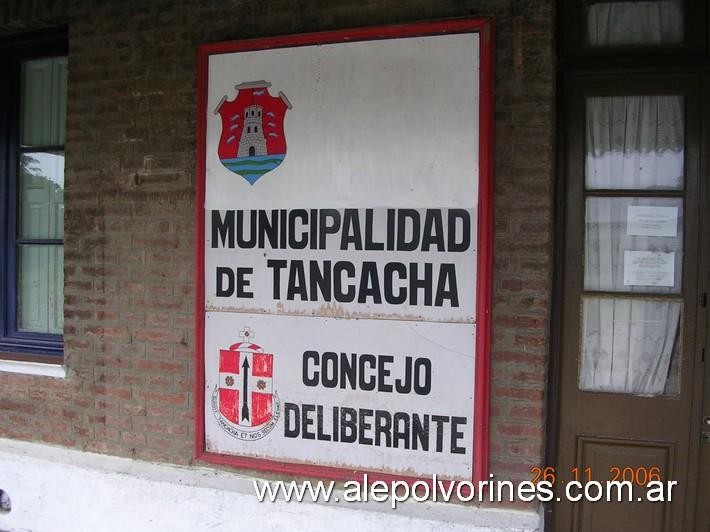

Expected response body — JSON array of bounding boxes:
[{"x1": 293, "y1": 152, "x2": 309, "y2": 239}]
[
  {"x1": 580, "y1": 94, "x2": 685, "y2": 396},
  {"x1": 0, "y1": 32, "x2": 67, "y2": 359},
  {"x1": 587, "y1": 1, "x2": 685, "y2": 46},
  {"x1": 562, "y1": 0, "x2": 707, "y2": 57}
]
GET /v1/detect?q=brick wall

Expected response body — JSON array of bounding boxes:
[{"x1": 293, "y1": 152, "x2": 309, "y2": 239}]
[{"x1": 0, "y1": 0, "x2": 554, "y2": 491}]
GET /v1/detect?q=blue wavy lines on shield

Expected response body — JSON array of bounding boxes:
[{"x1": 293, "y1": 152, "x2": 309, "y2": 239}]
[{"x1": 219, "y1": 154, "x2": 285, "y2": 185}]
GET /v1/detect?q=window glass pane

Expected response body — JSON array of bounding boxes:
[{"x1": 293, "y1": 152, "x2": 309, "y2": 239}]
[
  {"x1": 585, "y1": 197, "x2": 683, "y2": 293},
  {"x1": 587, "y1": 1, "x2": 684, "y2": 47},
  {"x1": 586, "y1": 95, "x2": 684, "y2": 190},
  {"x1": 17, "y1": 244, "x2": 63, "y2": 334},
  {"x1": 19, "y1": 152, "x2": 64, "y2": 239},
  {"x1": 21, "y1": 57, "x2": 67, "y2": 147},
  {"x1": 580, "y1": 297, "x2": 681, "y2": 396}
]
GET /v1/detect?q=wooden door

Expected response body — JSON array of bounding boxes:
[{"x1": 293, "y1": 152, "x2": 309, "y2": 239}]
[
  {"x1": 554, "y1": 74, "x2": 705, "y2": 532},
  {"x1": 693, "y1": 75, "x2": 710, "y2": 532}
]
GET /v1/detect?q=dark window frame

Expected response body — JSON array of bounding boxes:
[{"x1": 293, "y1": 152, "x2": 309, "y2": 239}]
[
  {"x1": 561, "y1": 0, "x2": 708, "y2": 60},
  {"x1": 0, "y1": 29, "x2": 67, "y2": 360}
]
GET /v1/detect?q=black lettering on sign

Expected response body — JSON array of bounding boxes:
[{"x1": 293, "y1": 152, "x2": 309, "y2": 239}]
[
  {"x1": 317, "y1": 404, "x2": 331, "y2": 441},
  {"x1": 448, "y1": 209, "x2": 471, "y2": 252},
  {"x1": 309, "y1": 209, "x2": 318, "y2": 250},
  {"x1": 358, "y1": 354, "x2": 376, "y2": 391},
  {"x1": 236, "y1": 210, "x2": 257, "y2": 248},
  {"x1": 436, "y1": 264, "x2": 459, "y2": 307},
  {"x1": 377, "y1": 355, "x2": 394, "y2": 393},
  {"x1": 409, "y1": 262, "x2": 433, "y2": 306},
  {"x1": 431, "y1": 415, "x2": 448, "y2": 453},
  {"x1": 302, "y1": 351, "x2": 319, "y2": 387},
  {"x1": 374, "y1": 410, "x2": 392, "y2": 447},
  {"x1": 340, "y1": 352, "x2": 357, "y2": 389},
  {"x1": 396, "y1": 209, "x2": 420, "y2": 251},
  {"x1": 383, "y1": 262, "x2": 407, "y2": 304},
  {"x1": 282, "y1": 403, "x2": 469, "y2": 455},
  {"x1": 279, "y1": 209, "x2": 288, "y2": 249},
  {"x1": 216, "y1": 267, "x2": 234, "y2": 297},
  {"x1": 413, "y1": 358, "x2": 432, "y2": 395},
  {"x1": 301, "y1": 404, "x2": 316, "y2": 440},
  {"x1": 301, "y1": 351, "x2": 431, "y2": 395},
  {"x1": 212, "y1": 210, "x2": 234, "y2": 248},
  {"x1": 358, "y1": 408, "x2": 374, "y2": 445},
  {"x1": 386, "y1": 209, "x2": 396, "y2": 251},
  {"x1": 358, "y1": 262, "x2": 381, "y2": 304},
  {"x1": 364, "y1": 209, "x2": 384, "y2": 250},
  {"x1": 450, "y1": 416, "x2": 467, "y2": 454},
  {"x1": 321, "y1": 352, "x2": 338, "y2": 388},
  {"x1": 211, "y1": 208, "x2": 471, "y2": 251},
  {"x1": 340, "y1": 407, "x2": 357, "y2": 443},
  {"x1": 288, "y1": 209, "x2": 308, "y2": 249},
  {"x1": 266, "y1": 259, "x2": 288, "y2": 300},
  {"x1": 412, "y1": 414, "x2": 429, "y2": 451},
  {"x1": 341, "y1": 209, "x2": 362, "y2": 250},
  {"x1": 283, "y1": 403, "x2": 300, "y2": 438},
  {"x1": 264, "y1": 261, "x2": 460, "y2": 308},
  {"x1": 286, "y1": 260, "x2": 307, "y2": 301},
  {"x1": 421, "y1": 210, "x2": 445, "y2": 251},
  {"x1": 257, "y1": 210, "x2": 278, "y2": 249},
  {"x1": 393, "y1": 412, "x2": 410, "y2": 449},
  {"x1": 310, "y1": 260, "x2": 331, "y2": 302},
  {"x1": 333, "y1": 261, "x2": 356, "y2": 302},
  {"x1": 318, "y1": 209, "x2": 341, "y2": 249},
  {"x1": 235, "y1": 267, "x2": 253, "y2": 298}
]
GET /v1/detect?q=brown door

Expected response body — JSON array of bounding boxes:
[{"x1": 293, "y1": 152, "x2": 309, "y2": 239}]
[
  {"x1": 554, "y1": 74, "x2": 707, "y2": 531},
  {"x1": 694, "y1": 76, "x2": 710, "y2": 532}
]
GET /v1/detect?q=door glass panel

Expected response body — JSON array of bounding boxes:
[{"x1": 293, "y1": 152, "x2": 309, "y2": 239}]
[
  {"x1": 580, "y1": 297, "x2": 681, "y2": 395},
  {"x1": 17, "y1": 244, "x2": 63, "y2": 334},
  {"x1": 586, "y1": 1, "x2": 684, "y2": 47},
  {"x1": 586, "y1": 95, "x2": 684, "y2": 190},
  {"x1": 585, "y1": 197, "x2": 683, "y2": 293},
  {"x1": 19, "y1": 152, "x2": 65, "y2": 239}
]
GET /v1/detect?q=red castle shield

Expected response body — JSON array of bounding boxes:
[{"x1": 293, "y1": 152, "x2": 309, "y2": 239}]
[
  {"x1": 218, "y1": 341, "x2": 273, "y2": 428},
  {"x1": 215, "y1": 80, "x2": 292, "y2": 185}
]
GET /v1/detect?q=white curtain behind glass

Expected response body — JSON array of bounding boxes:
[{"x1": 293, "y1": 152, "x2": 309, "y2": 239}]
[
  {"x1": 587, "y1": 1, "x2": 683, "y2": 46},
  {"x1": 586, "y1": 95, "x2": 684, "y2": 190},
  {"x1": 580, "y1": 95, "x2": 684, "y2": 396},
  {"x1": 581, "y1": 298, "x2": 680, "y2": 395}
]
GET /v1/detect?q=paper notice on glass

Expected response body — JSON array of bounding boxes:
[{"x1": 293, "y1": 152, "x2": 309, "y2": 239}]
[
  {"x1": 623, "y1": 251, "x2": 675, "y2": 287},
  {"x1": 626, "y1": 206, "x2": 678, "y2": 237}
]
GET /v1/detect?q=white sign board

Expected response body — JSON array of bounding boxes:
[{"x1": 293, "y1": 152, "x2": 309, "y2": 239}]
[{"x1": 197, "y1": 21, "x2": 493, "y2": 482}]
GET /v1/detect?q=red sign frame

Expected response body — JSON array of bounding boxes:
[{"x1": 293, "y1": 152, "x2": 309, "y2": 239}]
[{"x1": 194, "y1": 17, "x2": 495, "y2": 485}]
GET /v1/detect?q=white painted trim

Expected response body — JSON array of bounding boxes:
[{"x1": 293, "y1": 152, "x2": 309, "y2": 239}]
[
  {"x1": 0, "y1": 359, "x2": 66, "y2": 378},
  {"x1": 0, "y1": 438, "x2": 542, "y2": 532}
]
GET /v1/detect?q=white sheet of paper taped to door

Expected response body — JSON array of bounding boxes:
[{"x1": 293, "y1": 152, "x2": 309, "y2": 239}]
[
  {"x1": 623, "y1": 251, "x2": 675, "y2": 287},
  {"x1": 626, "y1": 205, "x2": 678, "y2": 237}
]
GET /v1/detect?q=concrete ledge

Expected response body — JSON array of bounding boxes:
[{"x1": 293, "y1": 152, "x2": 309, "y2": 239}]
[
  {"x1": 0, "y1": 438, "x2": 541, "y2": 532},
  {"x1": 0, "y1": 360, "x2": 66, "y2": 379}
]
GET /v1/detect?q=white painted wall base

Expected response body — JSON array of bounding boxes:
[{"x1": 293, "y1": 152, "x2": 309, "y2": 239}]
[{"x1": 0, "y1": 438, "x2": 541, "y2": 532}]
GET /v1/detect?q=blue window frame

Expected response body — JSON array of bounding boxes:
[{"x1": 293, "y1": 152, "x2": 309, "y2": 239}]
[{"x1": 0, "y1": 31, "x2": 67, "y2": 359}]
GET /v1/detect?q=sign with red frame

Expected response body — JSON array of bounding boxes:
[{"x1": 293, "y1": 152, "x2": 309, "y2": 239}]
[{"x1": 195, "y1": 18, "x2": 494, "y2": 485}]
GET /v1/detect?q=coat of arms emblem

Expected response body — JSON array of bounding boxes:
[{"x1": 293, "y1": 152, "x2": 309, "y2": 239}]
[
  {"x1": 212, "y1": 328, "x2": 280, "y2": 440},
  {"x1": 215, "y1": 80, "x2": 292, "y2": 185}
]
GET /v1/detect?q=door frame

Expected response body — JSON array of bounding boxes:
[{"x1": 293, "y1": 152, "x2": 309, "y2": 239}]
[
  {"x1": 547, "y1": 71, "x2": 708, "y2": 531},
  {"x1": 691, "y1": 75, "x2": 710, "y2": 530}
]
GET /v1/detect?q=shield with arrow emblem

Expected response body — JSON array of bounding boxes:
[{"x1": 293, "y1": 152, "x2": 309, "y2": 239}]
[{"x1": 212, "y1": 329, "x2": 280, "y2": 440}]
